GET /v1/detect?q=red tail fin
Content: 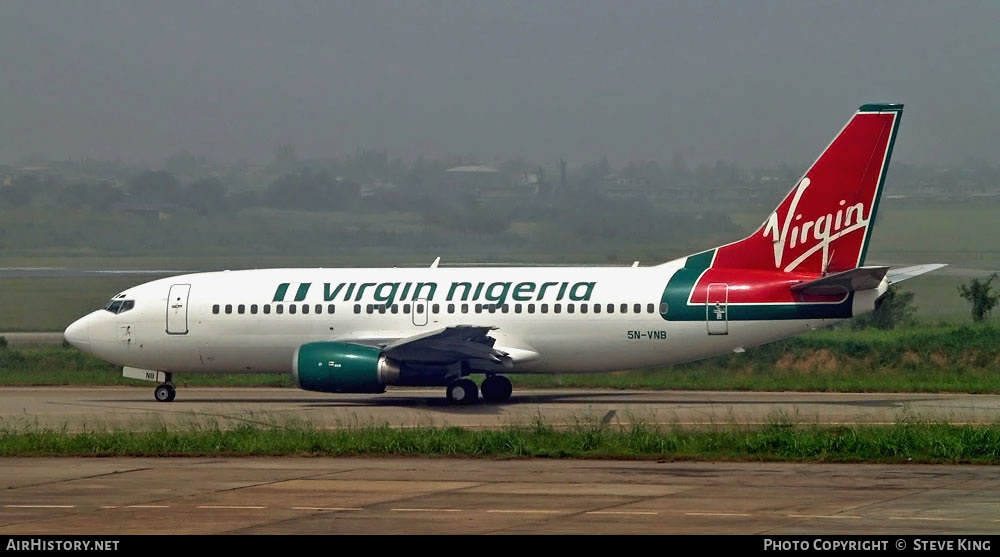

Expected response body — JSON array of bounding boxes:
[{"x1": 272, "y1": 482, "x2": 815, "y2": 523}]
[{"x1": 713, "y1": 104, "x2": 902, "y2": 274}]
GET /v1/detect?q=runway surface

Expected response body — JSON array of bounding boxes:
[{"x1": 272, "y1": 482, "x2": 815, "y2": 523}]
[
  {"x1": 0, "y1": 457, "x2": 997, "y2": 534},
  {"x1": 1, "y1": 387, "x2": 998, "y2": 429}
]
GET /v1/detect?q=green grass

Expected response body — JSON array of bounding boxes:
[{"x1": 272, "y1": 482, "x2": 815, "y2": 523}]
[
  {"x1": 0, "y1": 277, "x2": 143, "y2": 331},
  {"x1": 1, "y1": 421, "x2": 998, "y2": 463},
  {"x1": 4, "y1": 324, "x2": 1000, "y2": 392}
]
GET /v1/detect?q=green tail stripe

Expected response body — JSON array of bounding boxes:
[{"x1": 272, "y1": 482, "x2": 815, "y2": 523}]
[
  {"x1": 294, "y1": 283, "x2": 312, "y2": 302},
  {"x1": 659, "y1": 249, "x2": 854, "y2": 321},
  {"x1": 272, "y1": 283, "x2": 290, "y2": 302}
]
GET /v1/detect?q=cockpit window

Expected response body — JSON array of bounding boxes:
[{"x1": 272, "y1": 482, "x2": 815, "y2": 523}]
[{"x1": 104, "y1": 299, "x2": 135, "y2": 314}]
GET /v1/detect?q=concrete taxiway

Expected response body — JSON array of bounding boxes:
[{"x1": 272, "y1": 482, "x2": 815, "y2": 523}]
[
  {"x1": 0, "y1": 387, "x2": 998, "y2": 429},
  {"x1": 0, "y1": 457, "x2": 997, "y2": 534}
]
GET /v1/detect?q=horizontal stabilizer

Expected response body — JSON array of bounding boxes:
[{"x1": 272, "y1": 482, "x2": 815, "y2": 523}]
[
  {"x1": 887, "y1": 263, "x2": 948, "y2": 284},
  {"x1": 791, "y1": 266, "x2": 889, "y2": 296}
]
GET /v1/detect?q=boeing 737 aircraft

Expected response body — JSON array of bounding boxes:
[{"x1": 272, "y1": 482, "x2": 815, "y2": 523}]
[{"x1": 65, "y1": 103, "x2": 944, "y2": 404}]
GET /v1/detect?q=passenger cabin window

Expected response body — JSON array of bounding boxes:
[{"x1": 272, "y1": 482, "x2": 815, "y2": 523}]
[
  {"x1": 647, "y1": 303, "x2": 655, "y2": 314},
  {"x1": 276, "y1": 304, "x2": 284, "y2": 314},
  {"x1": 328, "y1": 304, "x2": 335, "y2": 314},
  {"x1": 302, "y1": 304, "x2": 309, "y2": 314},
  {"x1": 289, "y1": 305, "x2": 297, "y2": 314},
  {"x1": 315, "y1": 304, "x2": 322, "y2": 314},
  {"x1": 354, "y1": 304, "x2": 361, "y2": 314},
  {"x1": 263, "y1": 304, "x2": 271, "y2": 314},
  {"x1": 251, "y1": 304, "x2": 258, "y2": 314},
  {"x1": 238, "y1": 304, "x2": 245, "y2": 314},
  {"x1": 212, "y1": 304, "x2": 220, "y2": 314},
  {"x1": 659, "y1": 303, "x2": 669, "y2": 315},
  {"x1": 620, "y1": 303, "x2": 627, "y2": 314},
  {"x1": 580, "y1": 304, "x2": 588, "y2": 314},
  {"x1": 634, "y1": 303, "x2": 641, "y2": 314},
  {"x1": 225, "y1": 304, "x2": 233, "y2": 314}
]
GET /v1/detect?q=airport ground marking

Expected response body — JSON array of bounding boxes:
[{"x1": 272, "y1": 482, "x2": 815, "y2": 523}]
[
  {"x1": 196, "y1": 505, "x2": 267, "y2": 510},
  {"x1": 391, "y1": 508, "x2": 462, "y2": 513},
  {"x1": 4, "y1": 505, "x2": 75, "y2": 509},
  {"x1": 888, "y1": 516, "x2": 961, "y2": 521},
  {"x1": 586, "y1": 511, "x2": 659, "y2": 516},
  {"x1": 292, "y1": 507, "x2": 362, "y2": 512},
  {"x1": 685, "y1": 512, "x2": 753, "y2": 517},
  {"x1": 486, "y1": 509, "x2": 563, "y2": 514},
  {"x1": 787, "y1": 514, "x2": 861, "y2": 519}
]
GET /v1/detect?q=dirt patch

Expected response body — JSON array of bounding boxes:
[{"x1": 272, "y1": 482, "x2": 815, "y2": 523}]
[
  {"x1": 930, "y1": 352, "x2": 950, "y2": 366},
  {"x1": 902, "y1": 351, "x2": 923, "y2": 365},
  {"x1": 776, "y1": 349, "x2": 839, "y2": 373}
]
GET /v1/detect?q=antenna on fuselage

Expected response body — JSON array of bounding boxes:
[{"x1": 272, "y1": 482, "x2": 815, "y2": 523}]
[{"x1": 430, "y1": 257, "x2": 441, "y2": 269}]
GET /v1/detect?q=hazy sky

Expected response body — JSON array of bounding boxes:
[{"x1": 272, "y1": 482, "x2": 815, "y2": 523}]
[{"x1": 1, "y1": 1, "x2": 997, "y2": 166}]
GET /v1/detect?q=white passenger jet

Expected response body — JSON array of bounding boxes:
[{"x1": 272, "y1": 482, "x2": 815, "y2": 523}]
[{"x1": 65, "y1": 104, "x2": 944, "y2": 404}]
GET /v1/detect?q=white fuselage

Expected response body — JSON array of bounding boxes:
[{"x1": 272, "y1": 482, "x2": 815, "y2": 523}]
[{"x1": 64, "y1": 263, "x2": 853, "y2": 377}]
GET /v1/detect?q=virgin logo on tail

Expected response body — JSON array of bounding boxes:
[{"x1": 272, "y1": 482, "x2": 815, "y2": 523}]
[{"x1": 762, "y1": 177, "x2": 867, "y2": 272}]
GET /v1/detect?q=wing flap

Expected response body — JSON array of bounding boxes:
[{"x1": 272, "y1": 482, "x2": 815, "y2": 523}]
[{"x1": 338, "y1": 325, "x2": 524, "y2": 369}]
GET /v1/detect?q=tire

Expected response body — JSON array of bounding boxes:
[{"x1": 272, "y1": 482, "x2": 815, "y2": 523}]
[
  {"x1": 481, "y1": 375, "x2": 513, "y2": 403},
  {"x1": 154, "y1": 384, "x2": 175, "y2": 403},
  {"x1": 446, "y1": 379, "x2": 479, "y2": 405}
]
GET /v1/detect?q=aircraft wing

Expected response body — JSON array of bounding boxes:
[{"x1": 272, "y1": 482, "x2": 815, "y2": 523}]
[
  {"x1": 791, "y1": 266, "x2": 890, "y2": 296},
  {"x1": 332, "y1": 325, "x2": 537, "y2": 371},
  {"x1": 886, "y1": 263, "x2": 948, "y2": 284}
]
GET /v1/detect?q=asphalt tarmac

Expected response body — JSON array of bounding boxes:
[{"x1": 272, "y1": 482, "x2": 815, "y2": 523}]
[
  {"x1": 0, "y1": 457, "x2": 997, "y2": 534},
  {"x1": 0, "y1": 387, "x2": 998, "y2": 429}
]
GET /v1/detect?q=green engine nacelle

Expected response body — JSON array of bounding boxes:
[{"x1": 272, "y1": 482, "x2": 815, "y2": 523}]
[{"x1": 293, "y1": 342, "x2": 401, "y2": 393}]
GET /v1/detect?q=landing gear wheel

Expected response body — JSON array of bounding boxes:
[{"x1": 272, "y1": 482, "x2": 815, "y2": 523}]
[
  {"x1": 446, "y1": 379, "x2": 479, "y2": 405},
  {"x1": 154, "y1": 384, "x2": 176, "y2": 403},
  {"x1": 481, "y1": 375, "x2": 513, "y2": 403}
]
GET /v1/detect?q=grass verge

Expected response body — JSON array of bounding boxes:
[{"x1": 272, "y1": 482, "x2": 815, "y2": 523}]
[{"x1": 1, "y1": 422, "x2": 998, "y2": 463}]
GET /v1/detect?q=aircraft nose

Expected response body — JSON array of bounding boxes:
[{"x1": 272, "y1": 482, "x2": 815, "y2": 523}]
[{"x1": 64, "y1": 316, "x2": 92, "y2": 348}]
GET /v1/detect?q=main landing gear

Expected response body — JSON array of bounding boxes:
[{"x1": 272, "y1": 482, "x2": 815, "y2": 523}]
[
  {"x1": 446, "y1": 379, "x2": 478, "y2": 405},
  {"x1": 481, "y1": 375, "x2": 513, "y2": 404},
  {"x1": 445, "y1": 375, "x2": 512, "y2": 405},
  {"x1": 154, "y1": 373, "x2": 176, "y2": 402}
]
